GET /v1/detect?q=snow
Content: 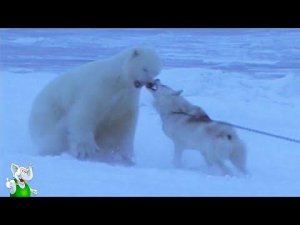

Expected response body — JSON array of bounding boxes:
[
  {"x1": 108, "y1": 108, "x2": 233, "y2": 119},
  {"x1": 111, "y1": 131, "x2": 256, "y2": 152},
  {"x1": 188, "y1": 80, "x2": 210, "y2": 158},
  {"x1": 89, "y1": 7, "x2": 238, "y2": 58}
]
[{"x1": 1, "y1": 28, "x2": 300, "y2": 196}]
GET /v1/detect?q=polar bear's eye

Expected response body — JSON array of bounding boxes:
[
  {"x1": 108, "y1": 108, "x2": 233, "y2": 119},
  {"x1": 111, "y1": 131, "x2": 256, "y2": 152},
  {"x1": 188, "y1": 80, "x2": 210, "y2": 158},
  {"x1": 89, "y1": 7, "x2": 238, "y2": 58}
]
[{"x1": 143, "y1": 67, "x2": 148, "y2": 73}]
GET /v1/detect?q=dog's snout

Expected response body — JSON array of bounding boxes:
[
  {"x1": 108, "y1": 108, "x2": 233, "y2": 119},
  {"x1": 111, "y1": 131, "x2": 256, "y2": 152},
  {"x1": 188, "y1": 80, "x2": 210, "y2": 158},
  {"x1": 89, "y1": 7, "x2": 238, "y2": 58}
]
[
  {"x1": 146, "y1": 81, "x2": 158, "y2": 91},
  {"x1": 146, "y1": 82, "x2": 154, "y2": 89}
]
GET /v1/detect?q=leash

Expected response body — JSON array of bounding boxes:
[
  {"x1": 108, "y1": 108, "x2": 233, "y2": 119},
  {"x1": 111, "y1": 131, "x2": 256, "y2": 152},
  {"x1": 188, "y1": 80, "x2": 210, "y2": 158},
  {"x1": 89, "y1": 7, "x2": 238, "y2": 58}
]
[
  {"x1": 214, "y1": 120, "x2": 300, "y2": 144},
  {"x1": 171, "y1": 111, "x2": 300, "y2": 144}
]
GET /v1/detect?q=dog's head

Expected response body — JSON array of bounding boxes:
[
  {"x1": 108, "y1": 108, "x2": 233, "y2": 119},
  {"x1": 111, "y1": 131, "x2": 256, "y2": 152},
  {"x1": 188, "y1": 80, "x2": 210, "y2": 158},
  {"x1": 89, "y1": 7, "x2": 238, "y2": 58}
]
[
  {"x1": 147, "y1": 79, "x2": 212, "y2": 123},
  {"x1": 146, "y1": 79, "x2": 183, "y2": 112},
  {"x1": 146, "y1": 79, "x2": 183, "y2": 98}
]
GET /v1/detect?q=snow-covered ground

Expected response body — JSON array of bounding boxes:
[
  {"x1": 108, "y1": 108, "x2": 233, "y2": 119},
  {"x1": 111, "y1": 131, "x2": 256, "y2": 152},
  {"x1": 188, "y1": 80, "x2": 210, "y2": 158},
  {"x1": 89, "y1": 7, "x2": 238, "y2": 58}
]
[{"x1": 1, "y1": 28, "x2": 300, "y2": 196}]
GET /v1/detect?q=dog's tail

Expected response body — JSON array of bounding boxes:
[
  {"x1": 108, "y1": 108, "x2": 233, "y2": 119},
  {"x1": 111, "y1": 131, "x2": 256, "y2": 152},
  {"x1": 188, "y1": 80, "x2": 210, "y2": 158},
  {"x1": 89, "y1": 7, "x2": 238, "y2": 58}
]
[
  {"x1": 214, "y1": 124, "x2": 247, "y2": 173},
  {"x1": 206, "y1": 122, "x2": 238, "y2": 140}
]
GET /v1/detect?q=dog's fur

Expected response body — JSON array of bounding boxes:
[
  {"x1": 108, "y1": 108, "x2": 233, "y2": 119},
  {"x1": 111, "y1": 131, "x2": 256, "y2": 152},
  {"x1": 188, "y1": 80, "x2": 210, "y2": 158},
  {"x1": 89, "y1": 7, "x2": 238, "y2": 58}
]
[{"x1": 148, "y1": 80, "x2": 247, "y2": 175}]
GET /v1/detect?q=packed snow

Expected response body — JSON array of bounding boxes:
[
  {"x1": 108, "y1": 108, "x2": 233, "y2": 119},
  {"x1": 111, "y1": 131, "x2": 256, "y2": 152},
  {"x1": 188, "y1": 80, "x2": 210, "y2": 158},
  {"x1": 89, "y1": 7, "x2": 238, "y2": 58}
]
[{"x1": 1, "y1": 28, "x2": 300, "y2": 196}]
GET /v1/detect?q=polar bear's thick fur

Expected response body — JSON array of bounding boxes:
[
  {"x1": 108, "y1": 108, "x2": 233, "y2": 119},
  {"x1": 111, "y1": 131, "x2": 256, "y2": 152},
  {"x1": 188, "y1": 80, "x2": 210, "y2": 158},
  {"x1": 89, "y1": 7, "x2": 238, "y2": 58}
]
[{"x1": 29, "y1": 47, "x2": 162, "y2": 164}]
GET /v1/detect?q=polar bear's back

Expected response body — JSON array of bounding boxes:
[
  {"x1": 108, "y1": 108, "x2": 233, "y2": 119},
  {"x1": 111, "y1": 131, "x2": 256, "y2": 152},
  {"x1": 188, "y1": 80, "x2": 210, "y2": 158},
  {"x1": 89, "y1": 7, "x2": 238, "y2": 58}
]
[
  {"x1": 29, "y1": 51, "x2": 128, "y2": 144},
  {"x1": 32, "y1": 54, "x2": 123, "y2": 109}
]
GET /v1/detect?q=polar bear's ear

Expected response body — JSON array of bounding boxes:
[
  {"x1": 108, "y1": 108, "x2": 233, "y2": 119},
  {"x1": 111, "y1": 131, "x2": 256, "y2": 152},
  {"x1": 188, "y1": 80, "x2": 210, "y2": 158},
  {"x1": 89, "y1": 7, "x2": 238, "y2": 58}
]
[
  {"x1": 132, "y1": 49, "x2": 139, "y2": 58},
  {"x1": 173, "y1": 90, "x2": 183, "y2": 96}
]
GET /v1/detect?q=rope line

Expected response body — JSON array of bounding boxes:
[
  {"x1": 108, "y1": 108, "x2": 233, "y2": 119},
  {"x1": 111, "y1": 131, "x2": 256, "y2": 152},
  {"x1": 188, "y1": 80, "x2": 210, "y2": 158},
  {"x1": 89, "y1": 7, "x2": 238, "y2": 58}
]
[
  {"x1": 171, "y1": 111, "x2": 300, "y2": 144},
  {"x1": 215, "y1": 120, "x2": 300, "y2": 144}
]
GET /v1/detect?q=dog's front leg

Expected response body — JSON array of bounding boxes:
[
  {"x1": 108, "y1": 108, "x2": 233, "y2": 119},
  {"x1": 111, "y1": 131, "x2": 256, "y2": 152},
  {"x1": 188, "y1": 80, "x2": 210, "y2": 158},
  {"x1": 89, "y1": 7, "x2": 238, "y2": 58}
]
[
  {"x1": 173, "y1": 143, "x2": 184, "y2": 168},
  {"x1": 216, "y1": 160, "x2": 232, "y2": 176}
]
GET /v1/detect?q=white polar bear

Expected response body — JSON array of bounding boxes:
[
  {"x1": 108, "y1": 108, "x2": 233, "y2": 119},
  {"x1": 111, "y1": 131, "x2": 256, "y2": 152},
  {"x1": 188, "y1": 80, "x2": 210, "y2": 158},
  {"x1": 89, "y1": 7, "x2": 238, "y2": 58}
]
[{"x1": 29, "y1": 47, "x2": 162, "y2": 165}]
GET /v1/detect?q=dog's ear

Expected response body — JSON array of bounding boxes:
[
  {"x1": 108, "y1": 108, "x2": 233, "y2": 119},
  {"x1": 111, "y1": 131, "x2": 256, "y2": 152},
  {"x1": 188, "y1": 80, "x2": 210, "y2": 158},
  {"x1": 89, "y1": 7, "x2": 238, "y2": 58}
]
[{"x1": 173, "y1": 90, "x2": 183, "y2": 96}]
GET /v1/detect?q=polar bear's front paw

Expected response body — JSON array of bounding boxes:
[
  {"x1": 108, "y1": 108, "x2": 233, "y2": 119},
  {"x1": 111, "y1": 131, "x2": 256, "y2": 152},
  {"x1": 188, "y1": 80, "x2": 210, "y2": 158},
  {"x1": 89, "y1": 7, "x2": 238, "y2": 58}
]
[
  {"x1": 68, "y1": 131, "x2": 102, "y2": 159},
  {"x1": 69, "y1": 135, "x2": 101, "y2": 159},
  {"x1": 110, "y1": 152, "x2": 136, "y2": 166}
]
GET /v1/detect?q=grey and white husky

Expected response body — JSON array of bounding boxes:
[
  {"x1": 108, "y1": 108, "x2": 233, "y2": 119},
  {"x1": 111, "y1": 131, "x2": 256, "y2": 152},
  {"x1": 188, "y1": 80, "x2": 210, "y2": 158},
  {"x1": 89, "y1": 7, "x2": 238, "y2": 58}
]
[{"x1": 146, "y1": 79, "x2": 247, "y2": 175}]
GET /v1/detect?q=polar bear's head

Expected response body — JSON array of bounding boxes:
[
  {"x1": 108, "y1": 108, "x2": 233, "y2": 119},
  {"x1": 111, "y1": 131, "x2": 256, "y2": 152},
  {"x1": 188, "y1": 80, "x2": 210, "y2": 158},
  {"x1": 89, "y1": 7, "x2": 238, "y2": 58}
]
[{"x1": 124, "y1": 47, "x2": 162, "y2": 89}]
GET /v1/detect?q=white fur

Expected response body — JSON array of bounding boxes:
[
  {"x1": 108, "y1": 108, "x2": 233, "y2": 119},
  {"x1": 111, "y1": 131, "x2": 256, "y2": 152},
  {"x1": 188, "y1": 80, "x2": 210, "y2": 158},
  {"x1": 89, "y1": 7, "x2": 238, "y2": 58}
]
[
  {"x1": 29, "y1": 47, "x2": 162, "y2": 164},
  {"x1": 149, "y1": 80, "x2": 247, "y2": 175}
]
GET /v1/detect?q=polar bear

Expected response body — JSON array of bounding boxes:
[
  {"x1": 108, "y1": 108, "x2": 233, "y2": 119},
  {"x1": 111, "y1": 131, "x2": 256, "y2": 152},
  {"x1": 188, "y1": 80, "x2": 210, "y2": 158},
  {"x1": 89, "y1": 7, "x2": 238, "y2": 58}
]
[{"x1": 29, "y1": 47, "x2": 162, "y2": 165}]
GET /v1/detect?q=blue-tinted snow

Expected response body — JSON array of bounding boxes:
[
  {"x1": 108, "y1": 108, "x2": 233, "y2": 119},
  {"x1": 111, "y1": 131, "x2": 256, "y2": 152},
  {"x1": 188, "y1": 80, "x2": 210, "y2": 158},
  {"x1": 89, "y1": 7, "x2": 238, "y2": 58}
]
[{"x1": 1, "y1": 28, "x2": 300, "y2": 196}]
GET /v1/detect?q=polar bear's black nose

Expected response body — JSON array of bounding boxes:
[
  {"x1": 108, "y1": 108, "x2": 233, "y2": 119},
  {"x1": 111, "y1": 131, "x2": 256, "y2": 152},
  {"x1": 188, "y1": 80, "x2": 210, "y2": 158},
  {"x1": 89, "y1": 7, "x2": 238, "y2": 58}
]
[{"x1": 134, "y1": 81, "x2": 142, "y2": 88}]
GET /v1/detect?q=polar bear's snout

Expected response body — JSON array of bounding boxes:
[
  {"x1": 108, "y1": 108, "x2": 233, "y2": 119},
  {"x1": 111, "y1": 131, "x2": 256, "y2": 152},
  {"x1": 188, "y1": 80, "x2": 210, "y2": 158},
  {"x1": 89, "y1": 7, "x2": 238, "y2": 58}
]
[
  {"x1": 134, "y1": 80, "x2": 148, "y2": 88},
  {"x1": 133, "y1": 79, "x2": 158, "y2": 90},
  {"x1": 134, "y1": 80, "x2": 143, "y2": 88}
]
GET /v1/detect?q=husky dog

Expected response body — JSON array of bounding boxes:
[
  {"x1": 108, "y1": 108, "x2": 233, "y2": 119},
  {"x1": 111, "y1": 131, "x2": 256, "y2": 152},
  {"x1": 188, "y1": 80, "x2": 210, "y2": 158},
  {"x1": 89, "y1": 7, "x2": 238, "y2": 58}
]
[{"x1": 146, "y1": 79, "x2": 247, "y2": 175}]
